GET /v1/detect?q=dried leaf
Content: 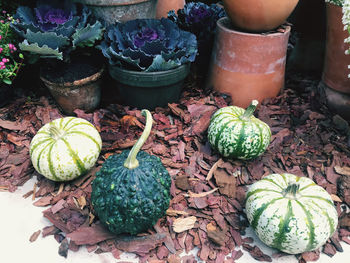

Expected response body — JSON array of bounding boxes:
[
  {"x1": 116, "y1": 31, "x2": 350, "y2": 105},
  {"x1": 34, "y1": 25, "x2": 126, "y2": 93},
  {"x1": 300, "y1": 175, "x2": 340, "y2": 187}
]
[
  {"x1": 29, "y1": 230, "x2": 41, "y2": 242},
  {"x1": 185, "y1": 188, "x2": 218, "y2": 198},
  {"x1": 334, "y1": 165, "x2": 350, "y2": 176},
  {"x1": 166, "y1": 209, "x2": 189, "y2": 216},
  {"x1": 173, "y1": 216, "x2": 197, "y2": 233},
  {"x1": 206, "y1": 158, "x2": 223, "y2": 181}
]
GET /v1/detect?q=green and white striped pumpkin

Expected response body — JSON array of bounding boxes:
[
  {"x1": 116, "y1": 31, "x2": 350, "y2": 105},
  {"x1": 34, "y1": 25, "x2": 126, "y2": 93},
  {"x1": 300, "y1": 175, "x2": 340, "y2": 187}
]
[
  {"x1": 30, "y1": 117, "x2": 102, "y2": 182},
  {"x1": 208, "y1": 100, "x2": 271, "y2": 160},
  {"x1": 245, "y1": 173, "x2": 338, "y2": 254}
]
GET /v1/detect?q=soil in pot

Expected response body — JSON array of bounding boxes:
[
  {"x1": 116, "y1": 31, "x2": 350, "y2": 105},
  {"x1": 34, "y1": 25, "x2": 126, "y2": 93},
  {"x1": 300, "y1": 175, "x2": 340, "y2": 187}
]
[
  {"x1": 207, "y1": 17, "x2": 291, "y2": 108},
  {"x1": 40, "y1": 54, "x2": 104, "y2": 115},
  {"x1": 108, "y1": 64, "x2": 190, "y2": 110}
]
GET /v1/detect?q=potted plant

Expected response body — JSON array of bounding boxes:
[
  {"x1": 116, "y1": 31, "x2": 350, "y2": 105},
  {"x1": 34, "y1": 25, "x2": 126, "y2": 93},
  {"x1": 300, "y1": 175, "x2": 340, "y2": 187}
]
[
  {"x1": 10, "y1": 0, "x2": 104, "y2": 115},
  {"x1": 168, "y1": 2, "x2": 226, "y2": 78},
  {"x1": 206, "y1": 17, "x2": 291, "y2": 108},
  {"x1": 222, "y1": 0, "x2": 299, "y2": 32},
  {"x1": 0, "y1": 10, "x2": 24, "y2": 107},
  {"x1": 73, "y1": 0, "x2": 158, "y2": 25},
  {"x1": 100, "y1": 18, "x2": 198, "y2": 110},
  {"x1": 319, "y1": 0, "x2": 350, "y2": 120}
]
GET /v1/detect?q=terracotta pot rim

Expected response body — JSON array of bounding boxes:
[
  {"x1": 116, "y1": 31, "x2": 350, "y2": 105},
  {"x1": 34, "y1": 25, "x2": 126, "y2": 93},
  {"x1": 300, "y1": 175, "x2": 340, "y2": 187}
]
[
  {"x1": 217, "y1": 17, "x2": 291, "y2": 37},
  {"x1": 40, "y1": 66, "x2": 105, "y2": 88}
]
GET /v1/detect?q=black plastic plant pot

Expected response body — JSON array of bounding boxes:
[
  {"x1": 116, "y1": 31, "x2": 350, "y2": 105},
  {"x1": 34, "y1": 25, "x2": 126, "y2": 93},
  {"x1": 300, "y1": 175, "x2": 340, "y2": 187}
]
[
  {"x1": 0, "y1": 83, "x2": 13, "y2": 108},
  {"x1": 108, "y1": 63, "x2": 190, "y2": 110}
]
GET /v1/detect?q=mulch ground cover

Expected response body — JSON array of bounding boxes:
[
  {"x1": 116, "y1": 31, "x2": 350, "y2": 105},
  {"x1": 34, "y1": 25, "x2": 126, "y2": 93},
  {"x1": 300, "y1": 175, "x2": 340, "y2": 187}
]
[{"x1": 1, "y1": 68, "x2": 350, "y2": 263}]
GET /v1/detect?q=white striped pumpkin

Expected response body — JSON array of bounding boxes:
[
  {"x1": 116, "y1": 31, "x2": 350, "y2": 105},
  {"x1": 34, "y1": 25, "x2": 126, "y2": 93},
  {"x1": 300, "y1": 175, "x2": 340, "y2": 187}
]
[
  {"x1": 30, "y1": 117, "x2": 102, "y2": 181},
  {"x1": 245, "y1": 173, "x2": 338, "y2": 254},
  {"x1": 208, "y1": 100, "x2": 271, "y2": 160}
]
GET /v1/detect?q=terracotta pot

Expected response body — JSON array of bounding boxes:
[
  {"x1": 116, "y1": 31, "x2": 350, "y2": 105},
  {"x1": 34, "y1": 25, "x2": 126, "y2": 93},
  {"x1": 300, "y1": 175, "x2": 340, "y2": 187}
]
[
  {"x1": 156, "y1": 0, "x2": 185, "y2": 19},
  {"x1": 41, "y1": 68, "x2": 104, "y2": 115},
  {"x1": 207, "y1": 17, "x2": 290, "y2": 108},
  {"x1": 222, "y1": 0, "x2": 298, "y2": 32},
  {"x1": 322, "y1": 3, "x2": 350, "y2": 94},
  {"x1": 74, "y1": 0, "x2": 157, "y2": 25}
]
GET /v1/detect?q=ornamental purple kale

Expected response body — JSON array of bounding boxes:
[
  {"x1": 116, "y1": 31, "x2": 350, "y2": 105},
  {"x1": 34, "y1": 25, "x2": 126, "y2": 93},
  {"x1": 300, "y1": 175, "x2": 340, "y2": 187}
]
[
  {"x1": 168, "y1": 2, "x2": 226, "y2": 43},
  {"x1": 10, "y1": 0, "x2": 103, "y2": 60},
  {"x1": 100, "y1": 18, "x2": 198, "y2": 72}
]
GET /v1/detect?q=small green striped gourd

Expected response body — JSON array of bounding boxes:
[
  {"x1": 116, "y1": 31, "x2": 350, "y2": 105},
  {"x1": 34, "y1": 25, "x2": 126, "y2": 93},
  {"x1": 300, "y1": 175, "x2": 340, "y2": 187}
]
[
  {"x1": 30, "y1": 117, "x2": 102, "y2": 181},
  {"x1": 208, "y1": 100, "x2": 271, "y2": 160},
  {"x1": 245, "y1": 173, "x2": 338, "y2": 254}
]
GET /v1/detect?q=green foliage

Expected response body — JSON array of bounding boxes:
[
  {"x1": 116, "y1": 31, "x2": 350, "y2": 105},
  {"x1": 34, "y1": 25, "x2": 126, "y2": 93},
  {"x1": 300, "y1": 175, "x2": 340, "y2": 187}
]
[
  {"x1": 0, "y1": 12, "x2": 24, "y2": 85},
  {"x1": 10, "y1": 0, "x2": 103, "y2": 61},
  {"x1": 325, "y1": 0, "x2": 344, "y2": 6}
]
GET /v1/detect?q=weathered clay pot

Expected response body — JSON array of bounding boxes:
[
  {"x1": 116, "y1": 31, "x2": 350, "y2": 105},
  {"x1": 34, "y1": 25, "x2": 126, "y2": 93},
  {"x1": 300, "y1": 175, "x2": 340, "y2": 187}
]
[
  {"x1": 156, "y1": 0, "x2": 185, "y2": 19},
  {"x1": 41, "y1": 68, "x2": 104, "y2": 115},
  {"x1": 74, "y1": 0, "x2": 157, "y2": 25},
  {"x1": 322, "y1": 3, "x2": 350, "y2": 94},
  {"x1": 222, "y1": 0, "x2": 298, "y2": 32},
  {"x1": 207, "y1": 17, "x2": 290, "y2": 108}
]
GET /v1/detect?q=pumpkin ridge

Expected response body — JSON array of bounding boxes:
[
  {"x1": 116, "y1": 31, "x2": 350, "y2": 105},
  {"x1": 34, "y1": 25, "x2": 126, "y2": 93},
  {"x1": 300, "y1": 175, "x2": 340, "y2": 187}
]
[
  {"x1": 309, "y1": 200, "x2": 336, "y2": 236},
  {"x1": 36, "y1": 141, "x2": 54, "y2": 174},
  {"x1": 213, "y1": 116, "x2": 234, "y2": 151},
  {"x1": 61, "y1": 138, "x2": 87, "y2": 176},
  {"x1": 231, "y1": 122, "x2": 246, "y2": 158},
  {"x1": 300, "y1": 195, "x2": 334, "y2": 206},
  {"x1": 59, "y1": 117, "x2": 64, "y2": 128},
  {"x1": 62, "y1": 117, "x2": 76, "y2": 130},
  {"x1": 65, "y1": 131, "x2": 101, "y2": 152},
  {"x1": 37, "y1": 131, "x2": 50, "y2": 136},
  {"x1": 65, "y1": 122, "x2": 95, "y2": 131},
  {"x1": 295, "y1": 200, "x2": 316, "y2": 251},
  {"x1": 47, "y1": 142, "x2": 60, "y2": 181},
  {"x1": 279, "y1": 173, "x2": 288, "y2": 186},
  {"x1": 260, "y1": 178, "x2": 284, "y2": 190},
  {"x1": 251, "y1": 197, "x2": 283, "y2": 230},
  {"x1": 30, "y1": 138, "x2": 52, "y2": 155},
  {"x1": 272, "y1": 200, "x2": 293, "y2": 250},
  {"x1": 255, "y1": 123, "x2": 266, "y2": 157},
  {"x1": 299, "y1": 183, "x2": 317, "y2": 192},
  {"x1": 245, "y1": 188, "x2": 281, "y2": 202}
]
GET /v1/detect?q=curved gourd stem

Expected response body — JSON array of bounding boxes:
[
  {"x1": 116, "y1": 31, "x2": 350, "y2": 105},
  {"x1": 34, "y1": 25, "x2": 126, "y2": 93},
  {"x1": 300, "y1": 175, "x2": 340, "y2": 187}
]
[
  {"x1": 283, "y1": 183, "x2": 300, "y2": 199},
  {"x1": 124, "y1": 109, "x2": 153, "y2": 169},
  {"x1": 240, "y1": 100, "x2": 258, "y2": 120},
  {"x1": 49, "y1": 125, "x2": 64, "y2": 140}
]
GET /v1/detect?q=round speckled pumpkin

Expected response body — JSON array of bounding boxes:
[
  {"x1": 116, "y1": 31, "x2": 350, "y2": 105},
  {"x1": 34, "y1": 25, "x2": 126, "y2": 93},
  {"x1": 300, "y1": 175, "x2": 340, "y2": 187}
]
[
  {"x1": 245, "y1": 173, "x2": 338, "y2": 254},
  {"x1": 30, "y1": 117, "x2": 102, "y2": 181},
  {"x1": 207, "y1": 100, "x2": 271, "y2": 160}
]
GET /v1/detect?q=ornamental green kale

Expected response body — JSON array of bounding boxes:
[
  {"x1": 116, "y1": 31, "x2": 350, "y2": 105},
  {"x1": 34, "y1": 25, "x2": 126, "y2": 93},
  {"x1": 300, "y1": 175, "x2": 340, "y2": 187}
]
[
  {"x1": 99, "y1": 18, "x2": 198, "y2": 72},
  {"x1": 10, "y1": 0, "x2": 103, "y2": 61}
]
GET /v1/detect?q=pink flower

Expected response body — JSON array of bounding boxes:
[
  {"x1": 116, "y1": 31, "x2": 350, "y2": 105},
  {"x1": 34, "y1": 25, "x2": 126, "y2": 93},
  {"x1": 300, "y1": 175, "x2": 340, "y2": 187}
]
[
  {"x1": 0, "y1": 35, "x2": 2, "y2": 40},
  {"x1": 0, "y1": 62, "x2": 4, "y2": 66},
  {"x1": 0, "y1": 65, "x2": 5, "y2": 70},
  {"x1": 0, "y1": 47, "x2": 3, "y2": 54}
]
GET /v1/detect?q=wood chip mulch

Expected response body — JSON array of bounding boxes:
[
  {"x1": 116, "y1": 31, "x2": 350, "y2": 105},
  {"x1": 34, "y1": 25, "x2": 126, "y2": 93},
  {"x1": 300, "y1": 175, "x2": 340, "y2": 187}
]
[{"x1": 1, "y1": 71, "x2": 350, "y2": 263}]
